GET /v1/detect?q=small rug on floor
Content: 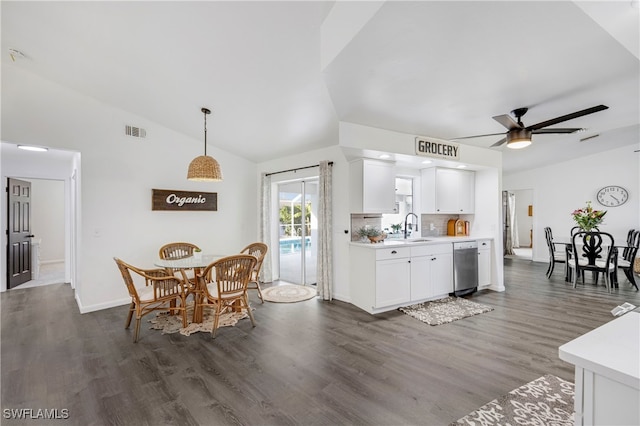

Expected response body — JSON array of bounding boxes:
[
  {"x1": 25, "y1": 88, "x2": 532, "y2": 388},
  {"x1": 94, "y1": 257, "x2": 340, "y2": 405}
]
[
  {"x1": 451, "y1": 374, "x2": 575, "y2": 426},
  {"x1": 149, "y1": 305, "x2": 248, "y2": 336},
  {"x1": 399, "y1": 296, "x2": 493, "y2": 325},
  {"x1": 262, "y1": 284, "x2": 316, "y2": 303}
]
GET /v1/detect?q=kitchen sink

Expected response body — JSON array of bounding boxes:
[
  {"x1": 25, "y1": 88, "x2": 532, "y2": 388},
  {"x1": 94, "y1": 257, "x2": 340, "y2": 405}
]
[{"x1": 383, "y1": 238, "x2": 434, "y2": 245}]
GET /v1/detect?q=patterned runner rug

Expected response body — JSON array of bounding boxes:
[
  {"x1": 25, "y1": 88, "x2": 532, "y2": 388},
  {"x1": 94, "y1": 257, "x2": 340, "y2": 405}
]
[
  {"x1": 451, "y1": 374, "x2": 575, "y2": 426},
  {"x1": 399, "y1": 296, "x2": 493, "y2": 325}
]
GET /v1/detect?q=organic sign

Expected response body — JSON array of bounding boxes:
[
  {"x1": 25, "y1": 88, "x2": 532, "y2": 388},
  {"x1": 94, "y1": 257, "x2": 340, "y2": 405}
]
[
  {"x1": 415, "y1": 136, "x2": 460, "y2": 160},
  {"x1": 152, "y1": 189, "x2": 217, "y2": 211}
]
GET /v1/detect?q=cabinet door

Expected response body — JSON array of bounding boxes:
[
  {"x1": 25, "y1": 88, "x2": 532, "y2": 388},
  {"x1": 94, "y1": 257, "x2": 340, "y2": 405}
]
[
  {"x1": 458, "y1": 170, "x2": 475, "y2": 213},
  {"x1": 363, "y1": 160, "x2": 396, "y2": 213},
  {"x1": 430, "y1": 253, "x2": 454, "y2": 297},
  {"x1": 410, "y1": 256, "x2": 430, "y2": 301},
  {"x1": 435, "y1": 168, "x2": 459, "y2": 213},
  {"x1": 477, "y1": 239, "x2": 491, "y2": 286},
  {"x1": 376, "y1": 257, "x2": 411, "y2": 307}
]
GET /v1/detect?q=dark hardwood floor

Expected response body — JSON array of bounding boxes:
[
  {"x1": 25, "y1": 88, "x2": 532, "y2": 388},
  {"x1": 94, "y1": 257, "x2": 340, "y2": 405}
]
[{"x1": 2, "y1": 259, "x2": 639, "y2": 425}]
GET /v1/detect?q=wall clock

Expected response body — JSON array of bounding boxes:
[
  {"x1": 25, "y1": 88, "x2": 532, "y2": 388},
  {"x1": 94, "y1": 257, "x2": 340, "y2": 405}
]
[{"x1": 596, "y1": 186, "x2": 629, "y2": 207}]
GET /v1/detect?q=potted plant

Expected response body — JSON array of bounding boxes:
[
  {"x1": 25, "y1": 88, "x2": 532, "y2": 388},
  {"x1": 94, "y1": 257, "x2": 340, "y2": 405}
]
[
  {"x1": 391, "y1": 223, "x2": 402, "y2": 234},
  {"x1": 356, "y1": 226, "x2": 387, "y2": 243},
  {"x1": 193, "y1": 248, "x2": 202, "y2": 260}
]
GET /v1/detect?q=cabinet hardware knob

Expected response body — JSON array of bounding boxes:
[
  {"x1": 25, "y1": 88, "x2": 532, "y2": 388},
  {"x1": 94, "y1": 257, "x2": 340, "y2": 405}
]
[{"x1": 391, "y1": 250, "x2": 397, "y2": 254}]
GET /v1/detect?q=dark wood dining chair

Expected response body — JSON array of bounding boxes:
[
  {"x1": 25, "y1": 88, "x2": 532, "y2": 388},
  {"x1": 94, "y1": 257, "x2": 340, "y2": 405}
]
[
  {"x1": 615, "y1": 230, "x2": 639, "y2": 291},
  {"x1": 114, "y1": 257, "x2": 188, "y2": 342},
  {"x1": 240, "y1": 242, "x2": 268, "y2": 303},
  {"x1": 544, "y1": 227, "x2": 566, "y2": 279},
  {"x1": 567, "y1": 231, "x2": 616, "y2": 293},
  {"x1": 196, "y1": 254, "x2": 257, "y2": 338}
]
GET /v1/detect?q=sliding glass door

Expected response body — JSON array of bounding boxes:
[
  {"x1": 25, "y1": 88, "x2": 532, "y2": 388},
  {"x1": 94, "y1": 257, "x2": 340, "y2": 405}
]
[{"x1": 277, "y1": 179, "x2": 318, "y2": 285}]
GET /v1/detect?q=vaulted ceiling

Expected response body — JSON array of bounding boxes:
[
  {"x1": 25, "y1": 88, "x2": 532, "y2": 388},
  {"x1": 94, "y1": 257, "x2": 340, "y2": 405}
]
[{"x1": 2, "y1": 1, "x2": 638, "y2": 173}]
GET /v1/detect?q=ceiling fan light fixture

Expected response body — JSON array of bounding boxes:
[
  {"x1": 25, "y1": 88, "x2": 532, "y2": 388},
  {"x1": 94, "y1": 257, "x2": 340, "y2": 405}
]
[
  {"x1": 187, "y1": 107, "x2": 223, "y2": 182},
  {"x1": 506, "y1": 129, "x2": 532, "y2": 149}
]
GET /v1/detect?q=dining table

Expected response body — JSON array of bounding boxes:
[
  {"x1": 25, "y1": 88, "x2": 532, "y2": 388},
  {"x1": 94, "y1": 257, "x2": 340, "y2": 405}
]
[
  {"x1": 554, "y1": 235, "x2": 617, "y2": 285},
  {"x1": 154, "y1": 254, "x2": 225, "y2": 323}
]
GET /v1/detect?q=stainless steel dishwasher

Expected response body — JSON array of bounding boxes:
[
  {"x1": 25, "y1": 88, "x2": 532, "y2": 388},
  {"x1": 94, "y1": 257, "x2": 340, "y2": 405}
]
[{"x1": 453, "y1": 241, "x2": 478, "y2": 296}]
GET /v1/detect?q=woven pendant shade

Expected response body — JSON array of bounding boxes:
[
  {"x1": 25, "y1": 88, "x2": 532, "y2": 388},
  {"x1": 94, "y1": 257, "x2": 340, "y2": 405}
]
[
  {"x1": 187, "y1": 107, "x2": 223, "y2": 181},
  {"x1": 187, "y1": 155, "x2": 223, "y2": 181}
]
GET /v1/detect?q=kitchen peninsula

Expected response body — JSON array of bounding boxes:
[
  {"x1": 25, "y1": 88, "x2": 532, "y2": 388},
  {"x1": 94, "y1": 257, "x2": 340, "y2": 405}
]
[{"x1": 349, "y1": 236, "x2": 494, "y2": 314}]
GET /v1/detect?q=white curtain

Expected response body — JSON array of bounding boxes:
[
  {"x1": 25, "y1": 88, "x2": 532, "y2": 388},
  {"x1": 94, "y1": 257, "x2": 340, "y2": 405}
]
[
  {"x1": 259, "y1": 173, "x2": 273, "y2": 283},
  {"x1": 316, "y1": 161, "x2": 333, "y2": 301},
  {"x1": 504, "y1": 191, "x2": 514, "y2": 255},
  {"x1": 509, "y1": 192, "x2": 520, "y2": 249}
]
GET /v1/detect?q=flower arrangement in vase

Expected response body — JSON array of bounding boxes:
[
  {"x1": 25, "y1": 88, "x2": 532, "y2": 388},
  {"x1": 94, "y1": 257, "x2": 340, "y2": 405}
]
[{"x1": 572, "y1": 201, "x2": 606, "y2": 231}]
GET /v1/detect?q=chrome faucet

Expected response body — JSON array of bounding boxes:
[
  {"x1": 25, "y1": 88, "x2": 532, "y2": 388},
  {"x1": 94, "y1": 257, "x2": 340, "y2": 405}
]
[{"x1": 404, "y1": 213, "x2": 419, "y2": 239}]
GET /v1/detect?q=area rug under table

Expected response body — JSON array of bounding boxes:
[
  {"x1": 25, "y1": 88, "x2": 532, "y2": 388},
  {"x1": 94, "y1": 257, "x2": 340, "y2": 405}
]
[
  {"x1": 399, "y1": 296, "x2": 494, "y2": 325},
  {"x1": 451, "y1": 374, "x2": 575, "y2": 426},
  {"x1": 149, "y1": 305, "x2": 248, "y2": 336}
]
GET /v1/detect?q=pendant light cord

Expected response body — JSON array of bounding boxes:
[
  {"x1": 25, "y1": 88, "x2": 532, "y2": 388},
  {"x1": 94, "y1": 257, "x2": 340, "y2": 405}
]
[{"x1": 202, "y1": 107, "x2": 211, "y2": 156}]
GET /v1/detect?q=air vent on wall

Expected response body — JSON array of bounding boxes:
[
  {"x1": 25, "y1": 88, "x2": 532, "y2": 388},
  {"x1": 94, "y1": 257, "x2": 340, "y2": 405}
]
[{"x1": 125, "y1": 125, "x2": 147, "y2": 138}]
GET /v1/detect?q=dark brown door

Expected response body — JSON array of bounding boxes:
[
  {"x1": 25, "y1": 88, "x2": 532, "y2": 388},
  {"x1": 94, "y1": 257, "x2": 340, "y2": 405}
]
[{"x1": 7, "y1": 178, "x2": 33, "y2": 288}]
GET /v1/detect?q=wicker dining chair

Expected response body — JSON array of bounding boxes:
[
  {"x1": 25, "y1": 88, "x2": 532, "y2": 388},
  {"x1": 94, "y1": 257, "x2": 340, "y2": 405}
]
[
  {"x1": 240, "y1": 242, "x2": 268, "y2": 303},
  {"x1": 196, "y1": 254, "x2": 257, "y2": 338},
  {"x1": 159, "y1": 242, "x2": 201, "y2": 297},
  {"x1": 114, "y1": 257, "x2": 188, "y2": 342}
]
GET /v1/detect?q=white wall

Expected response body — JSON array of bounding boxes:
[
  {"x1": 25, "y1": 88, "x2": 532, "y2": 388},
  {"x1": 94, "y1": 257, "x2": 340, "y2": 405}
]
[
  {"x1": 504, "y1": 144, "x2": 639, "y2": 262},
  {"x1": 1, "y1": 66, "x2": 258, "y2": 312}
]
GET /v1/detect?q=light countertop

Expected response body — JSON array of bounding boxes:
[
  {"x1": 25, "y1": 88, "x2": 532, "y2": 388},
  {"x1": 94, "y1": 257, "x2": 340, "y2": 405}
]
[
  {"x1": 350, "y1": 235, "x2": 493, "y2": 248},
  {"x1": 559, "y1": 312, "x2": 640, "y2": 389}
]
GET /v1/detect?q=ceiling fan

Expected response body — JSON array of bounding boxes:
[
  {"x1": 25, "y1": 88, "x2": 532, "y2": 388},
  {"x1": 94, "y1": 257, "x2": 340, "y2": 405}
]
[{"x1": 452, "y1": 105, "x2": 609, "y2": 149}]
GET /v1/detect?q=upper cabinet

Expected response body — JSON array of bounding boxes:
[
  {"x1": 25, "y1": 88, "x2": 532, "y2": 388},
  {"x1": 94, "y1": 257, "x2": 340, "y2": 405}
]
[
  {"x1": 349, "y1": 159, "x2": 396, "y2": 213},
  {"x1": 421, "y1": 167, "x2": 475, "y2": 214}
]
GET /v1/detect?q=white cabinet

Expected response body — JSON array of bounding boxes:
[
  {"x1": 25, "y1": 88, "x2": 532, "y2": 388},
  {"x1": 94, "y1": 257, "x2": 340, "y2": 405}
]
[
  {"x1": 376, "y1": 257, "x2": 411, "y2": 307},
  {"x1": 411, "y1": 244, "x2": 453, "y2": 298},
  {"x1": 421, "y1": 167, "x2": 475, "y2": 213},
  {"x1": 409, "y1": 255, "x2": 430, "y2": 301},
  {"x1": 477, "y1": 239, "x2": 492, "y2": 287},
  {"x1": 350, "y1": 243, "x2": 454, "y2": 314},
  {"x1": 350, "y1": 159, "x2": 396, "y2": 213}
]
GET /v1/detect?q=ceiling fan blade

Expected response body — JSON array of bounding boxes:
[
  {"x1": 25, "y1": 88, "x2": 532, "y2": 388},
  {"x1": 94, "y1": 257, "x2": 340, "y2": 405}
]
[
  {"x1": 490, "y1": 137, "x2": 507, "y2": 147},
  {"x1": 450, "y1": 132, "x2": 506, "y2": 141},
  {"x1": 492, "y1": 114, "x2": 521, "y2": 130},
  {"x1": 531, "y1": 128, "x2": 582, "y2": 134},
  {"x1": 527, "y1": 105, "x2": 608, "y2": 130}
]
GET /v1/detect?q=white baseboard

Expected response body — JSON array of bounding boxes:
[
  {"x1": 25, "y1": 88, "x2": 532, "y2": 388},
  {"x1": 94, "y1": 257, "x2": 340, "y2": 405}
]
[{"x1": 76, "y1": 295, "x2": 130, "y2": 314}]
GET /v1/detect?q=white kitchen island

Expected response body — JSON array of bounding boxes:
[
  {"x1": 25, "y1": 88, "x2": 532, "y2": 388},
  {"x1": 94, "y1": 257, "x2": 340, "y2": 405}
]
[
  {"x1": 348, "y1": 236, "x2": 495, "y2": 314},
  {"x1": 558, "y1": 311, "x2": 640, "y2": 426}
]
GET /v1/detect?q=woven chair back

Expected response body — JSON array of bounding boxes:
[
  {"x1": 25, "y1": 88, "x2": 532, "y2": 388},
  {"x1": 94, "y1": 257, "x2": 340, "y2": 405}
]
[
  {"x1": 202, "y1": 254, "x2": 257, "y2": 298},
  {"x1": 240, "y1": 242, "x2": 268, "y2": 277},
  {"x1": 159, "y1": 242, "x2": 200, "y2": 260}
]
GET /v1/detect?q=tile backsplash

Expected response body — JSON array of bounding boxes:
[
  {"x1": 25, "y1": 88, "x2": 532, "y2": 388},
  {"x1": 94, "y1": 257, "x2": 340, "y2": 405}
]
[
  {"x1": 351, "y1": 213, "x2": 464, "y2": 240},
  {"x1": 421, "y1": 214, "x2": 458, "y2": 236},
  {"x1": 350, "y1": 213, "x2": 382, "y2": 242}
]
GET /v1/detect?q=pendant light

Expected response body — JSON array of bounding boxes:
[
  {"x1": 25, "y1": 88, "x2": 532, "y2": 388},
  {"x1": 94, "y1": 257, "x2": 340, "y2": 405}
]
[{"x1": 187, "y1": 107, "x2": 223, "y2": 181}]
